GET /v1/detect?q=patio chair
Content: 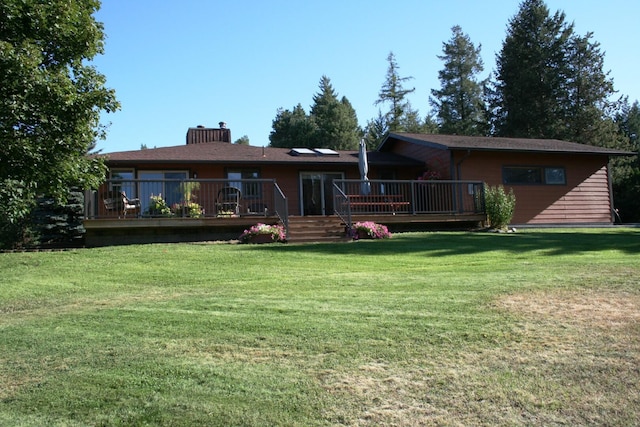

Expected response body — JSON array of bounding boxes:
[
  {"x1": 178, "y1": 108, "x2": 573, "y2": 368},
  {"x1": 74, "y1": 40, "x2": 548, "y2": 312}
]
[
  {"x1": 216, "y1": 187, "x2": 242, "y2": 215},
  {"x1": 103, "y1": 191, "x2": 141, "y2": 218}
]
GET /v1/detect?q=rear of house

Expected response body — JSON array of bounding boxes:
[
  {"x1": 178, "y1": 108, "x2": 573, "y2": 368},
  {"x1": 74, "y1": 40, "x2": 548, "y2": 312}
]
[{"x1": 380, "y1": 133, "x2": 631, "y2": 225}]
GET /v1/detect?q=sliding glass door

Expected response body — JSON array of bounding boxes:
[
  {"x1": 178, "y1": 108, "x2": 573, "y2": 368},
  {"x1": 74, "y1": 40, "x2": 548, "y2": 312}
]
[
  {"x1": 138, "y1": 171, "x2": 188, "y2": 213},
  {"x1": 300, "y1": 172, "x2": 343, "y2": 216}
]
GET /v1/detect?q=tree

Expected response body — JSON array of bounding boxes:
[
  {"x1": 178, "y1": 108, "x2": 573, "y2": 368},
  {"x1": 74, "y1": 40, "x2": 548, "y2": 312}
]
[
  {"x1": 560, "y1": 32, "x2": 618, "y2": 147},
  {"x1": 310, "y1": 75, "x2": 360, "y2": 150},
  {"x1": 375, "y1": 52, "x2": 416, "y2": 132},
  {"x1": 491, "y1": 0, "x2": 573, "y2": 138},
  {"x1": 234, "y1": 135, "x2": 250, "y2": 145},
  {"x1": 612, "y1": 99, "x2": 640, "y2": 222},
  {"x1": 363, "y1": 110, "x2": 388, "y2": 149},
  {"x1": 268, "y1": 104, "x2": 316, "y2": 148},
  {"x1": 0, "y1": 0, "x2": 119, "y2": 245},
  {"x1": 430, "y1": 26, "x2": 487, "y2": 135},
  {"x1": 269, "y1": 76, "x2": 360, "y2": 149}
]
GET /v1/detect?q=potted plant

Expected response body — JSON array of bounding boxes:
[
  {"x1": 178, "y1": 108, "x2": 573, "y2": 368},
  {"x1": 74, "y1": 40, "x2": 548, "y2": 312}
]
[
  {"x1": 180, "y1": 181, "x2": 200, "y2": 204},
  {"x1": 350, "y1": 221, "x2": 392, "y2": 240},
  {"x1": 145, "y1": 194, "x2": 172, "y2": 217},
  {"x1": 171, "y1": 201, "x2": 203, "y2": 218},
  {"x1": 239, "y1": 223, "x2": 286, "y2": 244},
  {"x1": 170, "y1": 181, "x2": 204, "y2": 217}
]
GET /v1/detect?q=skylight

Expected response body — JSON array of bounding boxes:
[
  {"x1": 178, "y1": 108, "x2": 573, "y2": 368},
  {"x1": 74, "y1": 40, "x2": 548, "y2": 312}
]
[
  {"x1": 289, "y1": 148, "x2": 316, "y2": 156},
  {"x1": 288, "y1": 147, "x2": 340, "y2": 157},
  {"x1": 314, "y1": 148, "x2": 339, "y2": 156}
]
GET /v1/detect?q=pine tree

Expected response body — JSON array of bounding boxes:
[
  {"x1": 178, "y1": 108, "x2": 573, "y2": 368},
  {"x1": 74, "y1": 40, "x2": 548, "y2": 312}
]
[
  {"x1": 363, "y1": 110, "x2": 388, "y2": 149},
  {"x1": 561, "y1": 32, "x2": 618, "y2": 147},
  {"x1": 612, "y1": 99, "x2": 640, "y2": 222},
  {"x1": 492, "y1": 0, "x2": 573, "y2": 138},
  {"x1": 375, "y1": 52, "x2": 416, "y2": 132},
  {"x1": 430, "y1": 26, "x2": 487, "y2": 135},
  {"x1": 310, "y1": 76, "x2": 360, "y2": 150}
]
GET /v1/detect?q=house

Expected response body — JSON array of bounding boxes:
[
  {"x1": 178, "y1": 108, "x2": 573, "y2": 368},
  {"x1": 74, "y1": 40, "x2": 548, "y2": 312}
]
[
  {"x1": 101, "y1": 126, "x2": 424, "y2": 218},
  {"x1": 379, "y1": 133, "x2": 632, "y2": 225},
  {"x1": 86, "y1": 126, "x2": 630, "y2": 245}
]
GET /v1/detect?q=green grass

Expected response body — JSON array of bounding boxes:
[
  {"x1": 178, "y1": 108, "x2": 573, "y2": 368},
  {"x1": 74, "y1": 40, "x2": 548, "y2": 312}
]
[{"x1": 1, "y1": 229, "x2": 639, "y2": 426}]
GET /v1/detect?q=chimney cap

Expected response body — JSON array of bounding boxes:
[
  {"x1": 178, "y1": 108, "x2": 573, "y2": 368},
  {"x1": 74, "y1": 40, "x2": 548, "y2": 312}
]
[{"x1": 219, "y1": 121, "x2": 227, "y2": 129}]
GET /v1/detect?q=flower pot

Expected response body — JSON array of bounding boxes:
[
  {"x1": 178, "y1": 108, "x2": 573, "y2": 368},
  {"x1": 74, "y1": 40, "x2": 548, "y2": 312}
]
[
  {"x1": 247, "y1": 234, "x2": 276, "y2": 244},
  {"x1": 356, "y1": 230, "x2": 372, "y2": 239}
]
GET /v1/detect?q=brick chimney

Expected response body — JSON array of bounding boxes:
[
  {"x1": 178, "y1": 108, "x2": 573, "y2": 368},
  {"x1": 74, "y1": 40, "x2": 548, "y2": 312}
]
[{"x1": 186, "y1": 123, "x2": 231, "y2": 144}]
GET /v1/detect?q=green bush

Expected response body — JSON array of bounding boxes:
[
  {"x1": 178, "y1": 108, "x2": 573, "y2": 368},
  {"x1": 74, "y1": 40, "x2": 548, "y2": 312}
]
[{"x1": 484, "y1": 184, "x2": 516, "y2": 230}]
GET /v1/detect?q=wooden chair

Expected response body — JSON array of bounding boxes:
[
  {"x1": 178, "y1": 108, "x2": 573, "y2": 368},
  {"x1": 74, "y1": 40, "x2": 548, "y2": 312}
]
[
  {"x1": 216, "y1": 187, "x2": 242, "y2": 215},
  {"x1": 103, "y1": 191, "x2": 140, "y2": 218}
]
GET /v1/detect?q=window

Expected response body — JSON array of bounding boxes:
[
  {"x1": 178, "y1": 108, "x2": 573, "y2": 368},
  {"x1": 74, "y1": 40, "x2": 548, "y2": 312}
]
[
  {"x1": 109, "y1": 169, "x2": 136, "y2": 197},
  {"x1": 138, "y1": 171, "x2": 188, "y2": 212},
  {"x1": 227, "y1": 169, "x2": 260, "y2": 198},
  {"x1": 503, "y1": 166, "x2": 566, "y2": 185}
]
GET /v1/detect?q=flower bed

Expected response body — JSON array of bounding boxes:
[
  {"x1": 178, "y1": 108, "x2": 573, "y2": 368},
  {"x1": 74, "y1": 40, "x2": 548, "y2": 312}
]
[
  {"x1": 239, "y1": 223, "x2": 286, "y2": 244},
  {"x1": 350, "y1": 221, "x2": 392, "y2": 240}
]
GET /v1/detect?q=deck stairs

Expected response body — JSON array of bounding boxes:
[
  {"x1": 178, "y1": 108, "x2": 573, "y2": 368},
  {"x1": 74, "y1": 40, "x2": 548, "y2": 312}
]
[{"x1": 285, "y1": 216, "x2": 351, "y2": 243}]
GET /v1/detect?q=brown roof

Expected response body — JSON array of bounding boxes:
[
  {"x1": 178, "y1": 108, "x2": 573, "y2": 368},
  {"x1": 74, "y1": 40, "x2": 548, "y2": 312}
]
[
  {"x1": 102, "y1": 141, "x2": 423, "y2": 167},
  {"x1": 380, "y1": 133, "x2": 634, "y2": 156}
]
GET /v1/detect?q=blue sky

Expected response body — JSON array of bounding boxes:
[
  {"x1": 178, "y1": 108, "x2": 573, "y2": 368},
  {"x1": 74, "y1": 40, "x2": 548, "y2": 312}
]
[{"x1": 93, "y1": 1, "x2": 640, "y2": 152}]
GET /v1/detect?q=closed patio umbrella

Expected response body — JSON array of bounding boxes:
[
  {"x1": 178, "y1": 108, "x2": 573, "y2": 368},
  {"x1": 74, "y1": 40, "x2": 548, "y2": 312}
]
[{"x1": 358, "y1": 139, "x2": 371, "y2": 195}]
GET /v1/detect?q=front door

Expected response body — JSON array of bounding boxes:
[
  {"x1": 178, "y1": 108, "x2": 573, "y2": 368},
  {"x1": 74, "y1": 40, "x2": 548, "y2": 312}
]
[{"x1": 300, "y1": 172, "x2": 344, "y2": 216}]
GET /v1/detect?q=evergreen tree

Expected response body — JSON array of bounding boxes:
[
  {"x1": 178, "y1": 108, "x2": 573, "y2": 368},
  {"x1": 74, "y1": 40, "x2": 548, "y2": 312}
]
[
  {"x1": 492, "y1": 0, "x2": 573, "y2": 138},
  {"x1": 268, "y1": 104, "x2": 316, "y2": 148},
  {"x1": 375, "y1": 52, "x2": 416, "y2": 132},
  {"x1": 561, "y1": 32, "x2": 618, "y2": 147},
  {"x1": 310, "y1": 76, "x2": 360, "y2": 150},
  {"x1": 363, "y1": 110, "x2": 388, "y2": 149},
  {"x1": 617, "y1": 100, "x2": 640, "y2": 151},
  {"x1": 612, "y1": 99, "x2": 640, "y2": 222},
  {"x1": 430, "y1": 26, "x2": 487, "y2": 135}
]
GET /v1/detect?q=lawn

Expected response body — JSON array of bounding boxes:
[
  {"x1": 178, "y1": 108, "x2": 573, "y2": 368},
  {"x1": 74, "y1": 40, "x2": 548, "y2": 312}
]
[{"x1": 0, "y1": 229, "x2": 639, "y2": 426}]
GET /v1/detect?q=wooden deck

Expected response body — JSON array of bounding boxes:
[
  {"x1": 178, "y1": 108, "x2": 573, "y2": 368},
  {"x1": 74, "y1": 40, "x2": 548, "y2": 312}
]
[{"x1": 83, "y1": 213, "x2": 486, "y2": 246}]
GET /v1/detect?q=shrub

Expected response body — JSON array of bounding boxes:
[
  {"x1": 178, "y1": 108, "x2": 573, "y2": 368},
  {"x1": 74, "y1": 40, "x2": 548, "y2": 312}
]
[{"x1": 484, "y1": 184, "x2": 516, "y2": 230}]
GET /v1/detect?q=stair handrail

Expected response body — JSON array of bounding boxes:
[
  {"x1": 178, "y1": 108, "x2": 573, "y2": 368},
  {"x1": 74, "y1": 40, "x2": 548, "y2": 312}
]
[
  {"x1": 332, "y1": 183, "x2": 352, "y2": 229},
  {"x1": 273, "y1": 181, "x2": 289, "y2": 236}
]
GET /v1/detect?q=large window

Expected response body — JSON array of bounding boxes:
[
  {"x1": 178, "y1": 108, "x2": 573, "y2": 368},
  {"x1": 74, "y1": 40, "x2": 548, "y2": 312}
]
[
  {"x1": 138, "y1": 171, "x2": 188, "y2": 212},
  {"x1": 503, "y1": 166, "x2": 566, "y2": 185},
  {"x1": 109, "y1": 169, "x2": 136, "y2": 197},
  {"x1": 226, "y1": 169, "x2": 260, "y2": 199}
]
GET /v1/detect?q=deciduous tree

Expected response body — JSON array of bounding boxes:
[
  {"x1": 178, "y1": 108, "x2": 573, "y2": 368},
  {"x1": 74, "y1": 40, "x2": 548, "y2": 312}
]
[
  {"x1": 0, "y1": 0, "x2": 119, "y2": 246},
  {"x1": 268, "y1": 104, "x2": 316, "y2": 148}
]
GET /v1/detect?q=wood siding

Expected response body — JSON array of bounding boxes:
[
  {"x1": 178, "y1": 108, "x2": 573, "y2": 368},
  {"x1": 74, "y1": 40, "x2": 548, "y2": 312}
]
[
  {"x1": 387, "y1": 140, "x2": 449, "y2": 178},
  {"x1": 117, "y1": 163, "x2": 364, "y2": 216},
  {"x1": 452, "y1": 151, "x2": 612, "y2": 224}
]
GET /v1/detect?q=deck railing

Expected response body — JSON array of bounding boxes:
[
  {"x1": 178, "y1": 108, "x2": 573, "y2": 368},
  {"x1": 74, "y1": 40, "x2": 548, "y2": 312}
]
[
  {"x1": 333, "y1": 179, "x2": 485, "y2": 226},
  {"x1": 85, "y1": 178, "x2": 286, "y2": 221}
]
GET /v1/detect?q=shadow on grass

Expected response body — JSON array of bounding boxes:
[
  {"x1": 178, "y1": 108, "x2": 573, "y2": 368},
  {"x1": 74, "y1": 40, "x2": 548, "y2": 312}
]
[{"x1": 248, "y1": 230, "x2": 640, "y2": 257}]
